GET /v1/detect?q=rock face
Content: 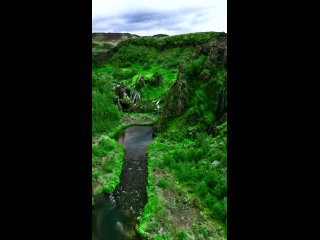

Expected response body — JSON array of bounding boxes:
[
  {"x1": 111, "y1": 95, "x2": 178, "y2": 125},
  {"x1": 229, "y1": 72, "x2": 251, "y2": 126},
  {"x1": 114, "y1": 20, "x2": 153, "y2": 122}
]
[
  {"x1": 172, "y1": 73, "x2": 188, "y2": 116},
  {"x1": 161, "y1": 72, "x2": 188, "y2": 123},
  {"x1": 193, "y1": 36, "x2": 227, "y2": 69},
  {"x1": 114, "y1": 83, "x2": 127, "y2": 99},
  {"x1": 93, "y1": 31, "x2": 227, "y2": 120},
  {"x1": 114, "y1": 83, "x2": 134, "y2": 111},
  {"x1": 217, "y1": 83, "x2": 227, "y2": 117},
  {"x1": 157, "y1": 33, "x2": 227, "y2": 131}
]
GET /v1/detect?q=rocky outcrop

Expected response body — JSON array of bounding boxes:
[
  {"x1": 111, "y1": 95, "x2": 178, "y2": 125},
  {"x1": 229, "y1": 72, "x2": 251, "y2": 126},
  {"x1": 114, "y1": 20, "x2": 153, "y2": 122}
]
[
  {"x1": 114, "y1": 83, "x2": 128, "y2": 99},
  {"x1": 217, "y1": 83, "x2": 227, "y2": 117},
  {"x1": 193, "y1": 37, "x2": 227, "y2": 69},
  {"x1": 160, "y1": 72, "x2": 188, "y2": 124},
  {"x1": 149, "y1": 72, "x2": 163, "y2": 87},
  {"x1": 113, "y1": 83, "x2": 132, "y2": 111}
]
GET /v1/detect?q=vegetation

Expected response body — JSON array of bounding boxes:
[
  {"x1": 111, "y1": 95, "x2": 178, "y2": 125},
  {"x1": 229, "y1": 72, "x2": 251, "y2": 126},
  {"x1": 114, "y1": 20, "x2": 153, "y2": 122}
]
[
  {"x1": 138, "y1": 113, "x2": 227, "y2": 239},
  {"x1": 92, "y1": 59, "x2": 158, "y2": 206},
  {"x1": 92, "y1": 32, "x2": 227, "y2": 239},
  {"x1": 92, "y1": 136, "x2": 124, "y2": 200},
  {"x1": 92, "y1": 73, "x2": 121, "y2": 136},
  {"x1": 92, "y1": 112, "x2": 157, "y2": 206}
]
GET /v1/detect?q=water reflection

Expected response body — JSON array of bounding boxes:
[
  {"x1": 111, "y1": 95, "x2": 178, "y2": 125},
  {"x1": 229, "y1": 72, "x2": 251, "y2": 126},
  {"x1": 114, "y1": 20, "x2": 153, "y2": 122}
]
[{"x1": 92, "y1": 126, "x2": 153, "y2": 240}]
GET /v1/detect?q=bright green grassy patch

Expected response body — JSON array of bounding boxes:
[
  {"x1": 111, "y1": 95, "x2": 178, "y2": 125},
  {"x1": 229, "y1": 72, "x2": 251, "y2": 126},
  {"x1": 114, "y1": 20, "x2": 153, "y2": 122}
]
[
  {"x1": 92, "y1": 113, "x2": 158, "y2": 206},
  {"x1": 92, "y1": 136, "x2": 124, "y2": 205},
  {"x1": 137, "y1": 147, "x2": 164, "y2": 238},
  {"x1": 92, "y1": 31, "x2": 227, "y2": 237},
  {"x1": 92, "y1": 72, "x2": 121, "y2": 137},
  {"x1": 92, "y1": 44, "x2": 195, "y2": 104},
  {"x1": 138, "y1": 117, "x2": 227, "y2": 238},
  {"x1": 93, "y1": 63, "x2": 179, "y2": 102}
]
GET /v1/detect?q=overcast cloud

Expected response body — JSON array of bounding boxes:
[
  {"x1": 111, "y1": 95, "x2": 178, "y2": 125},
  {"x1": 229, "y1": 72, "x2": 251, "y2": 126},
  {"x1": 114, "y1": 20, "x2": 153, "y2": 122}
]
[{"x1": 92, "y1": 0, "x2": 227, "y2": 36}]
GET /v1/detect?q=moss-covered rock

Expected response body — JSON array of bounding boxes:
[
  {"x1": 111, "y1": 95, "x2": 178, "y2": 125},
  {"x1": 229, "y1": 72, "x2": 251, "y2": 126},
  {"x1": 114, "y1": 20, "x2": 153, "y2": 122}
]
[
  {"x1": 135, "y1": 75, "x2": 146, "y2": 90},
  {"x1": 149, "y1": 72, "x2": 163, "y2": 87},
  {"x1": 120, "y1": 98, "x2": 133, "y2": 111},
  {"x1": 160, "y1": 72, "x2": 188, "y2": 125}
]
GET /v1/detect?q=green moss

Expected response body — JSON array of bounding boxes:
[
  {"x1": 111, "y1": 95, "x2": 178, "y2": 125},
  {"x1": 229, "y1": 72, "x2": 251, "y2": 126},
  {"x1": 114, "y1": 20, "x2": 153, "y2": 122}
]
[
  {"x1": 92, "y1": 31, "x2": 227, "y2": 238},
  {"x1": 108, "y1": 113, "x2": 158, "y2": 139},
  {"x1": 92, "y1": 39, "x2": 194, "y2": 105},
  {"x1": 137, "y1": 145, "x2": 164, "y2": 238},
  {"x1": 92, "y1": 137, "x2": 124, "y2": 197}
]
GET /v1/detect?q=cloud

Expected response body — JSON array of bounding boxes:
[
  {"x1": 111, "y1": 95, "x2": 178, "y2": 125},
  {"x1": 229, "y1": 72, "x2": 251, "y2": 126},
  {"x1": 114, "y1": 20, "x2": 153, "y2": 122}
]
[{"x1": 92, "y1": 0, "x2": 227, "y2": 35}]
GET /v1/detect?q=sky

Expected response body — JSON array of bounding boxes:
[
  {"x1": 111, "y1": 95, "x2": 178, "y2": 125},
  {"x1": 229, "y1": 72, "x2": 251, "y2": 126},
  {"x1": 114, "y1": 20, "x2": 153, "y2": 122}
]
[{"x1": 92, "y1": 0, "x2": 227, "y2": 36}]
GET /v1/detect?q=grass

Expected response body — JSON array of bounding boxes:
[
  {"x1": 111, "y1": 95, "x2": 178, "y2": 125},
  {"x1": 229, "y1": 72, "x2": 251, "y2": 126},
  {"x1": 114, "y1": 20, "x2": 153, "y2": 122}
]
[
  {"x1": 93, "y1": 63, "x2": 179, "y2": 102},
  {"x1": 137, "y1": 115, "x2": 227, "y2": 239},
  {"x1": 92, "y1": 113, "x2": 158, "y2": 206},
  {"x1": 107, "y1": 113, "x2": 158, "y2": 139},
  {"x1": 157, "y1": 179, "x2": 169, "y2": 190},
  {"x1": 92, "y1": 136, "x2": 124, "y2": 205},
  {"x1": 92, "y1": 44, "x2": 195, "y2": 104},
  {"x1": 137, "y1": 148, "x2": 164, "y2": 239},
  {"x1": 92, "y1": 31, "x2": 227, "y2": 238},
  {"x1": 119, "y1": 32, "x2": 223, "y2": 50}
]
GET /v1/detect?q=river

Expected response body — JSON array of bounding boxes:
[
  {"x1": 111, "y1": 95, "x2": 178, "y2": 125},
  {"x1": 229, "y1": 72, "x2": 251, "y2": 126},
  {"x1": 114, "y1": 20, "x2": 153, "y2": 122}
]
[{"x1": 92, "y1": 126, "x2": 153, "y2": 240}]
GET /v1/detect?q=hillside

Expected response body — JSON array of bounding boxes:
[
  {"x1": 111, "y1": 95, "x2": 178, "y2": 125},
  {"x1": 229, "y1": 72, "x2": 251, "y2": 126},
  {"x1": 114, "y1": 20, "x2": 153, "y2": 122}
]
[{"x1": 92, "y1": 31, "x2": 227, "y2": 239}]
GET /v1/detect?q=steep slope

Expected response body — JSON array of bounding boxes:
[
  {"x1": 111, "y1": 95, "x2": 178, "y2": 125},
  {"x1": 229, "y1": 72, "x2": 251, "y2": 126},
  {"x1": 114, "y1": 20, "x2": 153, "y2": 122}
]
[{"x1": 92, "y1": 31, "x2": 227, "y2": 239}]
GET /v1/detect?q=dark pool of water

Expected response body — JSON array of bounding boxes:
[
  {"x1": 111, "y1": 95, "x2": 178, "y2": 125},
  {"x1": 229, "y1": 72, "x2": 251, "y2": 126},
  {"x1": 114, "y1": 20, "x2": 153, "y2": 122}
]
[{"x1": 92, "y1": 126, "x2": 153, "y2": 240}]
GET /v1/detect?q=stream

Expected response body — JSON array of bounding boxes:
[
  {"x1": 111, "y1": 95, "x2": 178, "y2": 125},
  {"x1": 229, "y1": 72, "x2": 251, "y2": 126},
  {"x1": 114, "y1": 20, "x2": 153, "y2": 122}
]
[{"x1": 92, "y1": 126, "x2": 153, "y2": 240}]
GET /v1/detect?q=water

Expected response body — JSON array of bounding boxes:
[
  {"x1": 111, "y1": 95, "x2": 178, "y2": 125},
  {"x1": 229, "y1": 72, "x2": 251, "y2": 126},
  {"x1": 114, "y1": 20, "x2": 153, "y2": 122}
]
[{"x1": 92, "y1": 126, "x2": 153, "y2": 240}]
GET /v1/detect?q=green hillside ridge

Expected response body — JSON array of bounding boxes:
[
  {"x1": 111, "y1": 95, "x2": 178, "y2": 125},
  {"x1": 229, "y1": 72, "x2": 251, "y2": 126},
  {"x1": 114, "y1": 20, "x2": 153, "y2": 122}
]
[{"x1": 92, "y1": 31, "x2": 227, "y2": 239}]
